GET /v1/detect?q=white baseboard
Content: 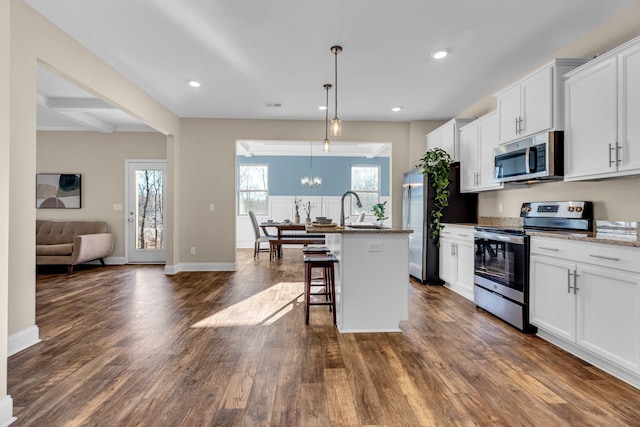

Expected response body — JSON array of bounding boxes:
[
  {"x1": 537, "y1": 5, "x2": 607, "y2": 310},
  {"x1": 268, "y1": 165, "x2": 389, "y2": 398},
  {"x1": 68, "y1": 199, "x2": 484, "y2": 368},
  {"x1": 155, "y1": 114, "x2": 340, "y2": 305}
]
[
  {"x1": 164, "y1": 262, "x2": 237, "y2": 275},
  {"x1": 0, "y1": 396, "x2": 16, "y2": 427},
  {"x1": 8, "y1": 325, "x2": 40, "y2": 357}
]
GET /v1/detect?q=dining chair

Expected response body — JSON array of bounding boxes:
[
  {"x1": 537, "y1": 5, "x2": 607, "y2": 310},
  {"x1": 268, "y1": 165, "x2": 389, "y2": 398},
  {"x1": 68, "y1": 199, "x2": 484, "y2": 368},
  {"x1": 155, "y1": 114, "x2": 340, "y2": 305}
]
[{"x1": 249, "y1": 211, "x2": 276, "y2": 258}]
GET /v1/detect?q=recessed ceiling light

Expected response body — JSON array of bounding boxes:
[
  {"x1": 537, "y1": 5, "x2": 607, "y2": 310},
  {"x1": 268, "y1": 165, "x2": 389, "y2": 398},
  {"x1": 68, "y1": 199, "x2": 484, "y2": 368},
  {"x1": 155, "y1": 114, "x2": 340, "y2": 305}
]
[
  {"x1": 188, "y1": 80, "x2": 201, "y2": 88},
  {"x1": 431, "y1": 49, "x2": 449, "y2": 60},
  {"x1": 319, "y1": 105, "x2": 328, "y2": 111},
  {"x1": 391, "y1": 106, "x2": 403, "y2": 112}
]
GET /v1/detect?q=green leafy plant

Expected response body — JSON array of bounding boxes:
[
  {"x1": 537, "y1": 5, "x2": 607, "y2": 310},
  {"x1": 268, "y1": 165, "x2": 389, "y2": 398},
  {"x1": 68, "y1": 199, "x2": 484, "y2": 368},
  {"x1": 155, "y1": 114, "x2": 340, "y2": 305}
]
[
  {"x1": 416, "y1": 148, "x2": 452, "y2": 245},
  {"x1": 372, "y1": 201, "x2": 388, "y2": 222}
]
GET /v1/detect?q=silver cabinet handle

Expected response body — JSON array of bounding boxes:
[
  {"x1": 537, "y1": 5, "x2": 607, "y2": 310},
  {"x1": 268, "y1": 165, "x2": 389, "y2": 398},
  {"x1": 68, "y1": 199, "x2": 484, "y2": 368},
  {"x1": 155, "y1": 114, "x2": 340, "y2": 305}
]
[
  {"x1": 538, "y1": 246, "x2": 559, "y2": 251},
  {"x1": 573, "y1": 271, "x2": 580, "y2": 294},
  {"x1": 616, "y1": 142, "x2": 622, "y2": 165},
  {"x1": 457, "y1": 233, "x2": 470, "y2": 238},
  {"x1": 589, "y1": 254, "x2": 620, "y2": 261},
  {"x1": 515, "y1": 117, "x2": 519, "y2": 135},
  {"x1": 609, "y1": 143, "x2": 616, "y2": 167},
  {"x1": 568, "y1": 270, "x2": 574, "y2": 294}
]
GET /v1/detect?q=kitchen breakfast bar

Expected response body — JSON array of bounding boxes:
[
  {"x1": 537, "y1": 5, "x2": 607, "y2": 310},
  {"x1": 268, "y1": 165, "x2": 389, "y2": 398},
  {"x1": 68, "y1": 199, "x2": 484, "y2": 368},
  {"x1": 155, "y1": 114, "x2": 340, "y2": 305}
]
[{"x1": 307, "y1": 225, "x2": 413, "y2": 333}]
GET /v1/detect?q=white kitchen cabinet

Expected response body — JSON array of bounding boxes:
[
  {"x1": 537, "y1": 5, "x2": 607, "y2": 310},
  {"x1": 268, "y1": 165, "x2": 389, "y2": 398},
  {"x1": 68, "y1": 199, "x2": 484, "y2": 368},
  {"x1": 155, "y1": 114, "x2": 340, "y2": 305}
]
[
  {"x1": 439, "y1": 225, "x2": 474, "y2": 301},
  {"x1": 426, "y1": 118, "x2": 471, "y2": 162},
  {"x1": 530, "y1": 236, "x2": 640, "y2": 388},
  {"x1": 530, "y1": 255, "x2": 577, "y2": 342},
  {"x1": 564, "y1": 35, "x2": 640, "y2": 181},
  {"x1": 459, "y1": 112, "x2": 503, "y2": 193},
  {"x1": 495, "y1": 59, "x2": 588, "y2": 144}
]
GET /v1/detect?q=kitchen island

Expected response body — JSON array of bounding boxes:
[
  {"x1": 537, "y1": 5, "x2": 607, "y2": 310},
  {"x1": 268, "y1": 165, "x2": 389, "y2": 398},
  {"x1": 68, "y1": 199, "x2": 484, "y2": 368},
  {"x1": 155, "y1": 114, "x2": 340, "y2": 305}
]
[{"x1": 307, "y1": 224, "x2": 412, "y2": 333}]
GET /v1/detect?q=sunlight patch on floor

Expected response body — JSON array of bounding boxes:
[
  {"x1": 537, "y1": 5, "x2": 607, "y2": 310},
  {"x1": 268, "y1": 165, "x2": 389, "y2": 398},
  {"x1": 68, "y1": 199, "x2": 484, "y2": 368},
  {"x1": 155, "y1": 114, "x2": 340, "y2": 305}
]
[{"x1": 191, "y1": 281, "x2": 304, "y2": 327}]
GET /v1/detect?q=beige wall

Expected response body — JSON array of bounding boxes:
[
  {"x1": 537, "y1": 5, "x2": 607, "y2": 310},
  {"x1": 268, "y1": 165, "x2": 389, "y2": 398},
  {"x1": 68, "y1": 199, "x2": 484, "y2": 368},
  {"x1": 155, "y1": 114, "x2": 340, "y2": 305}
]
[
  {"x1": 455, "y1": 2, "x2": 640, "y2": 221},
  {"x1": 36, "y1": 131, "x2": 166, "y2": 258},
  {"x1": 1, "y1": 0, "x2": 10, "y2": 407},
  {"x1": 180, "y1": 119, "x2": 412, "y2": 263},
  {"x1": 9, "y1": 0, "x2": 180, "y2": 340}
]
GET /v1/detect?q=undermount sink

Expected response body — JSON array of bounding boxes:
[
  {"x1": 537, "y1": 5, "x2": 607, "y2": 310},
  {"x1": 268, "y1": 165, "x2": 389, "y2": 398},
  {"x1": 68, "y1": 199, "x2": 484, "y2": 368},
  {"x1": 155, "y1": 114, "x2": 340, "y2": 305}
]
[{"x1": 346, "y1": 224, "x2": 389, "y2": 230}]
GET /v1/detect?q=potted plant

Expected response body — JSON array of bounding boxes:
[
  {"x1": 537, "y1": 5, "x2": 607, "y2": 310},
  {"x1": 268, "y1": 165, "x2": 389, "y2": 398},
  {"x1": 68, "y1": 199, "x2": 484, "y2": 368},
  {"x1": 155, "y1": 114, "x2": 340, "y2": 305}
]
[
  {"x1": 416, "y1": 148, "x2": 452, "y2": 245},
  {"x1": 372, "y1": 201, "x2": 388, "y2": 226}
]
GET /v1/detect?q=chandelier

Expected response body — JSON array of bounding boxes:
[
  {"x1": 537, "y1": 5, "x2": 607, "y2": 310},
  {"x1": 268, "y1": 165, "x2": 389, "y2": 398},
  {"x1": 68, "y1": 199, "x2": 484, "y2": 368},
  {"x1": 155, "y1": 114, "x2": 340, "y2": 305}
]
[{"x1": 301, "y1": 141, "x2": 322, "y2": 187}]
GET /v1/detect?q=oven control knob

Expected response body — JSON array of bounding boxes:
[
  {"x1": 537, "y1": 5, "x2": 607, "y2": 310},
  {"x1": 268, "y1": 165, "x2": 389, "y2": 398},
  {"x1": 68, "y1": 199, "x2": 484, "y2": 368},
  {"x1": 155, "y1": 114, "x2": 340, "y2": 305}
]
[
  {"x1": 576, "y1": 206, "x2": 583, "y2": 212},
  {"x1": 568, "y1": 206, "x2": 575, "y2": 212}
]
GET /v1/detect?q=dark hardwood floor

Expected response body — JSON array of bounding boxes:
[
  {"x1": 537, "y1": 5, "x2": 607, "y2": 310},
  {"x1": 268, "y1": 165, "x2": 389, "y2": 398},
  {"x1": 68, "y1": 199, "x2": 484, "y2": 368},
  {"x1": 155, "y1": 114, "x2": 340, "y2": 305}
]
[{"x1": 9, "y1": 249, "x2": 640, "y2": 426}]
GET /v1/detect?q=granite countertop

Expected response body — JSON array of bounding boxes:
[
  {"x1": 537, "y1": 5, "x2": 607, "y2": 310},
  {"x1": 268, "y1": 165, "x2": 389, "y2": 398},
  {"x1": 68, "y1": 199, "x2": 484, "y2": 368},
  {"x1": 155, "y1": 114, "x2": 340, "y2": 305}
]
[
  {"x1": 443, "y1": 218, "x2": 640, "y2": 248},
  {"x1": 306, "y1": 224, "x2": 413, "y2": 234}
]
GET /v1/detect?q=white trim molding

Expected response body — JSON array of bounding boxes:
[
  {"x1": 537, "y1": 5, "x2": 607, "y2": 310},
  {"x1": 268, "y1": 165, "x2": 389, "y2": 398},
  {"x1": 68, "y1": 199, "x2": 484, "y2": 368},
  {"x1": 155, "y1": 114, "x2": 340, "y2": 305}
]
[
  {"x1": 8, "y1": 325, "x2": 40, "y2": 357},
  {"x1": 164, "y1": 263, "x2": 236, "y2": 275},
  {"x1": 0, "y1": 395, "x2": 16, "y2": 427}
]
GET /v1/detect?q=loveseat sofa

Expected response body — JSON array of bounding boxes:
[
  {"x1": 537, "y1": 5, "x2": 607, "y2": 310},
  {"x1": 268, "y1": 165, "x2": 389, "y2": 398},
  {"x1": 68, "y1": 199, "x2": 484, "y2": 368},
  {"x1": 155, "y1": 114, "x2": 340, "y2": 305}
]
[{"x1": 36, "y1": 220, "x2": 114, "y2": 273}]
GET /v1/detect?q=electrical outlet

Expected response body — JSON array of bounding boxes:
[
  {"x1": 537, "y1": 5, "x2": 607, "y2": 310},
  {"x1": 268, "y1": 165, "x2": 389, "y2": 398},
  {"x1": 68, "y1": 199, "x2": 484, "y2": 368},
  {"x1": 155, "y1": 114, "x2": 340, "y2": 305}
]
[
  {"x1": 209, "y1": 203, "x2": 215, "y2": 211},
  {"x1": 190, "y1": 246, "x2": 196, "y2": 255},
  {"x1": 498, "y1": 202, "x2": 504, "y2": 213},
  {"x1": 367, "y1": 241, "x2": 383, "y2": 252}
]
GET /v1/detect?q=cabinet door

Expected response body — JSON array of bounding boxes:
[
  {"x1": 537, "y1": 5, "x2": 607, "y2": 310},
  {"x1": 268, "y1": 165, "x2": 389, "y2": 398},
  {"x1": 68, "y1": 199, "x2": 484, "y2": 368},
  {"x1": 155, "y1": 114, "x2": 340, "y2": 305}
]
[
  {"x1": 439, "y1": 237, "x2": 456, "y2": 285},
  {"x1": 521, "y1": 66, "x2": 553, "y2": 137},
  {"x1": 618, "y1": 42, "x2": 640, "y2": 173},
  {"x1": 497, "y1": 85, "x2": 521, "y2": 143},
  {"x1": 439, "y1": 122, "x2": 457, "y2": 161},
  {"x1": 459, "y1": 124, "x2": 478, "y2": 193},
  {"x1": 426, "y1": 129, "x2": 441, "y2": 152},
  {"x1": 576, "y1": 265, "x2": 640, "y2": 374},
  {"x1": 477, "y1": 113, "x2": 502, "y2": 191},
  {"x1": 564, "y1": 57, "x2": 618, "y2": 180},
  {"x1": 529, "y1": 255, "x2": 577, "y2": 341},
  {"x1": 454, "y1": 239, "x2": 474, "y2": 299}
]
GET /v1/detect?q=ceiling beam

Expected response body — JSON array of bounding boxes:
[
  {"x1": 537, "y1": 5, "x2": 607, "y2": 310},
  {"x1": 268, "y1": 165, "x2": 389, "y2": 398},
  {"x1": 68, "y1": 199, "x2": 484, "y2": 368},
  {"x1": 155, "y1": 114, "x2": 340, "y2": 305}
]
[
  {"x1": 55, "y1": 111, "x2": 116, "y2": 133},
  {"x1": 46, "y1": 96, "x2": 116, "y2": 110}
]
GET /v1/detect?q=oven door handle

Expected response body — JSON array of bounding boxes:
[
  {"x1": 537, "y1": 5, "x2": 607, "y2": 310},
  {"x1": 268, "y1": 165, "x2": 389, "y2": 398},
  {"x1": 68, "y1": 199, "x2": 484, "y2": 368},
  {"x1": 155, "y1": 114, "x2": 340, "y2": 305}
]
[{"x1": 474, "y1": 231, "x2": 525, "y2": 244}]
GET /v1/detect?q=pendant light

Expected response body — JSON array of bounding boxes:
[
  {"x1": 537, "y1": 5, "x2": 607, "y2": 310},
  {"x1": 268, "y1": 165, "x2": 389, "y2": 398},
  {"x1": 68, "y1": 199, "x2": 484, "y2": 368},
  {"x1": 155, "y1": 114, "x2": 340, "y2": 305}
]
[
  {"x1": 323, "y1": 83, "x2": 332, "y2": 152},
  {"x1": 330, "y1": 45, "x2": 342, "y2": 136},
  {"x1": 301, "y1": 141, "x2": 322, "y2": 187}
]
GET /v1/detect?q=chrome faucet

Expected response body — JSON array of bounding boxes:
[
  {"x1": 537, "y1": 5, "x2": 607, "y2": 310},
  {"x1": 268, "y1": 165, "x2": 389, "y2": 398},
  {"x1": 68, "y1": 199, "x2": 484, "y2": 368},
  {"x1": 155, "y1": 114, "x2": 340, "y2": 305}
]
[{"x1": 340, "y1": 191, "x2": 363, "y2": 226}]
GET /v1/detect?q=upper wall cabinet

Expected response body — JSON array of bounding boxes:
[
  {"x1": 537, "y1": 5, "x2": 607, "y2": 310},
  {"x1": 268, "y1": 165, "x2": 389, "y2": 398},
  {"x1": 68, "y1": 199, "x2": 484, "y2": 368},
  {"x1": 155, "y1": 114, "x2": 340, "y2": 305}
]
[
  {"x1": 425, "y1": 118, "x2": 472, "y2": 162},
  {"x1": 564, "y1": 35, "x2": 640, "y2": 181},
  {"x1": 459, "y1": 111, "x2": 503, "y2": 193},
  {"x1": 495, "y1": 59, "x2": 589, "y2": 145}
]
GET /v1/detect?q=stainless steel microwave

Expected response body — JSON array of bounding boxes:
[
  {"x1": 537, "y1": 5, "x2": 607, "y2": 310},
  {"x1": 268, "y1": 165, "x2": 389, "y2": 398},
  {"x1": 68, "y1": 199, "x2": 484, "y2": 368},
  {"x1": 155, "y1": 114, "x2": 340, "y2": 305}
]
[{"x1": 493, "y1": 131, "x2": 563, "y2": 183}]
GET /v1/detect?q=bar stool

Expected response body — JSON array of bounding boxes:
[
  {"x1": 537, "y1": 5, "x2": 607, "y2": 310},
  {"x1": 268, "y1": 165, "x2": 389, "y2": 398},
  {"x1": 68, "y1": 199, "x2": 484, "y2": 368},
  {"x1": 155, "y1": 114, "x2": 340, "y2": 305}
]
[
  {"x1": 302, "y1": 245, "x2": 330, "y2": 255},
  {"x1": 303, "y1": 253, "x2": 338, "y2": 325}
]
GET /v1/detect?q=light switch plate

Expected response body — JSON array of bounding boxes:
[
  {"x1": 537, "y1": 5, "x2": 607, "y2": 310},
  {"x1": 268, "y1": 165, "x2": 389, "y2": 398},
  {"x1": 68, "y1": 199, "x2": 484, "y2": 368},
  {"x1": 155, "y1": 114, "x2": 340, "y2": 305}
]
[{"x1": 113, "y1": 204, "x2": 122, "y2": 211}]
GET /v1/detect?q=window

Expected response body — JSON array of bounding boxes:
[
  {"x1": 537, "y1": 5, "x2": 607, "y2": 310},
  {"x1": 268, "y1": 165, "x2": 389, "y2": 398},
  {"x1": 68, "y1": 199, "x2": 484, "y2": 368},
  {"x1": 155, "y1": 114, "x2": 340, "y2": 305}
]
[
  {"x1": 238, "y1": 164, "x2": 268, "y2": 215},
  {"x1": 350, "y1": 165, "x2": 379, "y2": 215}
]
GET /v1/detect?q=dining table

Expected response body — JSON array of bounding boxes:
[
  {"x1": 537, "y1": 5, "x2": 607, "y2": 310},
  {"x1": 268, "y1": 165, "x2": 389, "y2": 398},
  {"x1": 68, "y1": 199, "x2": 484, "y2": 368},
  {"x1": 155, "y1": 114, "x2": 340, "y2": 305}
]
[{"x1": 259, "y1": 222, "x2": 322, "y2": 258}]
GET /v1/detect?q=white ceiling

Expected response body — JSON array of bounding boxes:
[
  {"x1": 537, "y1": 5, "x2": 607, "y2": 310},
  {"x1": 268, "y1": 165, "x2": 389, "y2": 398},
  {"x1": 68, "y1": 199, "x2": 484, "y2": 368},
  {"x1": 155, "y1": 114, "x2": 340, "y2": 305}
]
[{"x1": 27, "y1": 0, "x2": 637, "y2": 134}]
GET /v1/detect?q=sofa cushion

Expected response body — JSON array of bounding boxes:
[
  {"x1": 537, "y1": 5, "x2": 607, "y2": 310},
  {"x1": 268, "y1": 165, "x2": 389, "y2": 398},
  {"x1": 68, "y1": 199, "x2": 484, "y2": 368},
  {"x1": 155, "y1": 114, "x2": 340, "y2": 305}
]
[
  {"x1": 36, "y1": 243, "x2": 73, "y2": 256},
  {"x1": 36, "y1": 220, "x2": 109, "y2": 245}
]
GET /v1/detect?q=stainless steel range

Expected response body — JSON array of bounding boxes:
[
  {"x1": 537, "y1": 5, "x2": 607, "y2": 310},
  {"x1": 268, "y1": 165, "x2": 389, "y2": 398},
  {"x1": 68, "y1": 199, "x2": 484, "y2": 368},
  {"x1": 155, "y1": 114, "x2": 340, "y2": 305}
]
[{"x1": 473, "y1": 201, "x2": 593, "y2": 332}]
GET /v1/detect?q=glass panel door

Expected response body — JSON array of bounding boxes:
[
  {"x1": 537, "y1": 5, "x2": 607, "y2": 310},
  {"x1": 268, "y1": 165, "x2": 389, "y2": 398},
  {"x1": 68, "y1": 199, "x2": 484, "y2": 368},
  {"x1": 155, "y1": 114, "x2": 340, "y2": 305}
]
[{"x1": 126, "y1": 160, "x2": 166, "y2": 263}]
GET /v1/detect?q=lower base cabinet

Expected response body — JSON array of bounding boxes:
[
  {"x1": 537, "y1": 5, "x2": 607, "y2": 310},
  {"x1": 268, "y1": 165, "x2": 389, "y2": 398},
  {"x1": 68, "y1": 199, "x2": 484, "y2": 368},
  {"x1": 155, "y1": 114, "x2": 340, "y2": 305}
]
[
  {"x1": 439, "y1": 225, "x2": 474, "y2": 301},
  {"x1": 530, "y1": 236, "x2": 640, "y2": 389}
]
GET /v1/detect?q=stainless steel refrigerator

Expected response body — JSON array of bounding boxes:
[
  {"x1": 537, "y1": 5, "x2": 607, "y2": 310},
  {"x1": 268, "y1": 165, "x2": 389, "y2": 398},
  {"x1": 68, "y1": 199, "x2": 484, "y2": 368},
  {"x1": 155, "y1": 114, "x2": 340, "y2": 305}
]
[{"x1": 402, "y1": 164, "x2": 477, "y2": 284}]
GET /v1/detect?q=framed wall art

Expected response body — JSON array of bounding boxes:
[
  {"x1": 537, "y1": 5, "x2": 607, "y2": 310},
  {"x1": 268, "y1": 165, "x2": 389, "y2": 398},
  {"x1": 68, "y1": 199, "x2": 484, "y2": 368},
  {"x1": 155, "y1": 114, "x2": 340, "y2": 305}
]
[{"x1": 36, "y1": 173, "x2": 82, "y2": 209}]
